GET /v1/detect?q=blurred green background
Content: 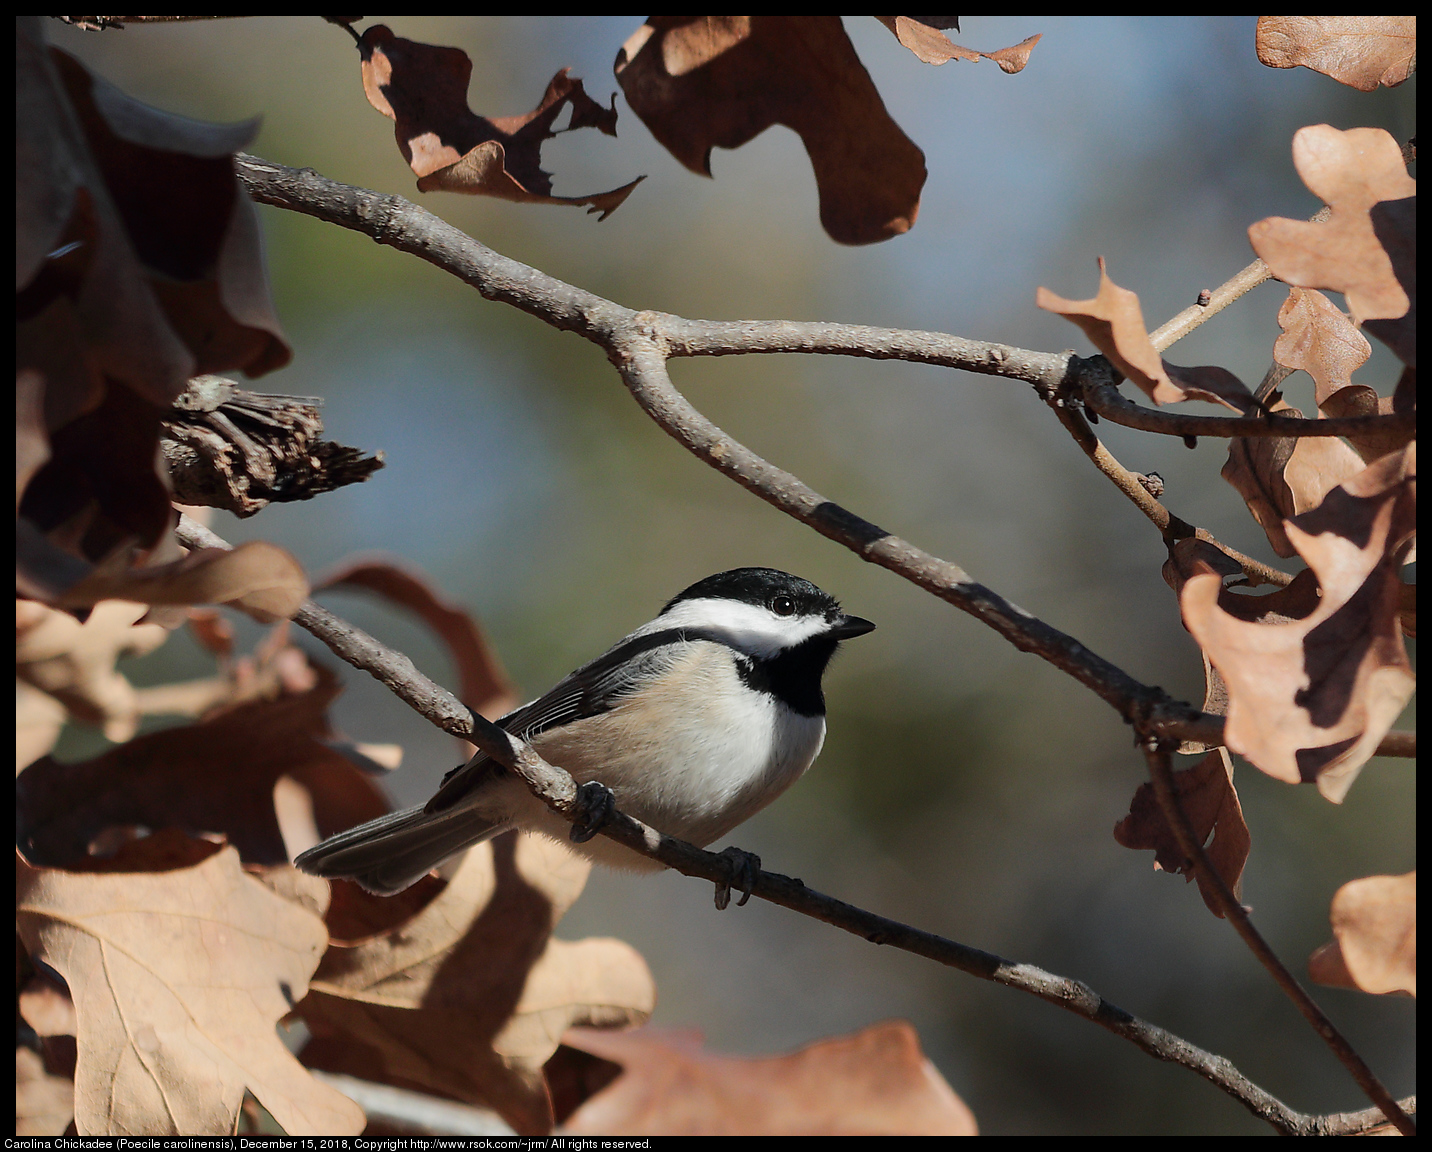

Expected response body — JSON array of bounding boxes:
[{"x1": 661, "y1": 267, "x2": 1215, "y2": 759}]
[{"x1": 46, "y1": 16, "x2": 1414, "y2": 1135}]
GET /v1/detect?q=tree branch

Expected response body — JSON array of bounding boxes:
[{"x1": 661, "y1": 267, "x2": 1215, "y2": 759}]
[
  {"x1": 231, "y1": 154, "x2": 1417, "y2": 767},
  {"x1": 172, "y1": 514, "x2": 1412, "y2": 1134},
  {"x1": 1083, "y1": 377, "x2": 1417, "y2": 441},
  {"x1": 1141, "y1": 743, "x2": 1415, "y2": 1136}
]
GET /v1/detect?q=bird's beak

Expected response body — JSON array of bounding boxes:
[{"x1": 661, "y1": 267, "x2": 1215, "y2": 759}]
[{"x1": 828, "y1": 614, "x2": 876, "y2": 640}]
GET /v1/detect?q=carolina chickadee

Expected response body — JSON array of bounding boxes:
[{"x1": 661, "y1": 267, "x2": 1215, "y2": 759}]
[{"x1": 295, "y1": 568, "x2": 874, "y2": 894}]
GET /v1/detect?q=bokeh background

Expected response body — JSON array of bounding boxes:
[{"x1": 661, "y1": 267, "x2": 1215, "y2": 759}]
[{"x1": 46, "y1": 16, "x2": 1414, "y2": 1135}]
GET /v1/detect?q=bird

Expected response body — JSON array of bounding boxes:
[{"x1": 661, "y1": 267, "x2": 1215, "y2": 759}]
[{"x1": 295, "y1": 567, "x2": 874, "y2": 895}]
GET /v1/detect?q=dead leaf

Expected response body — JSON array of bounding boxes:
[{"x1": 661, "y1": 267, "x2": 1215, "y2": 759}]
[
  {"x1": 1114, "y1": 749, "x2": 1250, "y2": 917},
  {"x1": 1182, "y1": 446, "x2": 1416, "y2": 801},
  {"x1": 59, "y1": 540, "x2": 309, "y2": 622},
  {"x1": 16, "y1": 664, "x2": 390, "y2": 870},
  {"x1": 16, "y1": 1046, "x2": 75, "y2": 1137},
  {"x1": 1275, "y1": 287, "x2": 1373, "y2": 403},
  {"x1": 1037, "y1": 260, "x2": 1255, "y2": 408},
  {"x1": 1309, "y1": 871, "x2": 1416, "y2": 996},
  {"x1": 615, "y1": 16, "x2": 925, "y2": 245},
  {"x1": 1256, "y1": 16, "x2": 1417, "y2": 91},
  {"x1": 875, "y1": 17, "x2": 1041, "y2": 74},
  {"x1": 560, "y1": 1020, "x2": 977, "y2": 1136},
  {"x1": 1248, "y1": 126, "x2": 1415, "y2": 325},
  {"x1": 16, "y1": 844, "x2": 364, "y2": 1136},
  {"x1": 358, "y1": 25, "x2": 641, "y2": 218},
  {"x1": 297, "y1": 835, "x2": 654, "y2": 1136},
  {"x1": 315, "y1": 558, "x2": 518, "y2": 734},
  {"x1": 1221, "y1": 398, "x2": 1369, "y2": 558}
]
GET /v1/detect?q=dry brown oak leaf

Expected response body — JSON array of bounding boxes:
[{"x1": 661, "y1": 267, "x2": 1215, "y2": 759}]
[
  {"x1": 1037, "y1": 259, "x2": 1256, "y2": 408},
  {"x1": 1181, "y1": 445, "x2": 1416, "y2": 801},
  {"x1": 1114, "y1": 748, "x2": 1251, "y2": 918},
  {"x1": 615, "y1": 16, "x2": 925, "y2": 245},
  {"x1": 560, "y1": 1019, "x2": 977, "y2": 1136},
  {"x1": 1249, "y1": 125, "x2": 1415, "y2": 328},
  {"x1": 358, "y1": 24, "x2": 642, "y2": 218},
  {"x1": 874, "y1": 16, "x2": 1041, "y2": 72},
  {"x1": 1308, "y1": 871, "x2": 1417, "y2": 997},
  {"x1": 297, "y1": 833, "x2": 655, "y2": 1137},
  {"x1": 1255, "y1": 16, "x2": 1417, "y2": 92},
  {"x1": 15, "y1": 845, "x2": 364, "y2": 1136}
]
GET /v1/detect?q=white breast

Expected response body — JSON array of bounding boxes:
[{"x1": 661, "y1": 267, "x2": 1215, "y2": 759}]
[{"x1": 524, "y1": 643, "x2": 826, "y2": 870}]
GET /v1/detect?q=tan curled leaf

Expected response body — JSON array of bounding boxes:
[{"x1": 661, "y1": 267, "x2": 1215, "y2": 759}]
[
  {"x1": 1248, "y1": 125, "x2": 1415, "y2": 325},
  {"x1": 1182, "y1": 446, "x2": 1416, "y2": 801},
  {"x1": 1221, "y1": 398, "x2": 1369, "y2": 557},
  {"x1": 875, "y1": 17, "x2": 1041, "y2": 73},
  {"x1": 358, "y1": 25, "x2": 641, "y2": 219},
  {"x1": 615, "y1": 16, "x2": 925, "y2": 245},
  {"x1": 1256, "y1": 16, "x2": 1417, "y2": 91},
  {"x1": 16, "y1": 663, "x2": 388, "y2": 870},
  {"x1": 1036, "y1": 260, "x2": 1254, "y2": 408},
  {"x1": 298, "y1": 834, "x2": 653, "y2": 1137},
  {"x1": 1114, "y1": 749, "x2": 1250, "y2": 917},
  {"x1": 59, "y1": 541, "x2": 308, "y2": 622},
  {"x1": 1310, "y1": 871, "x2": 1416, "y2": 996},
  {"x1": 316, "y1": 557, "x2": 518, "y2": 727},
  {"x1": 15, "y1": 845, "x2": 364, "y2": 1136},
  {"x1": 561, "y1": 1020, "x2": 977, "y2": 1136}
]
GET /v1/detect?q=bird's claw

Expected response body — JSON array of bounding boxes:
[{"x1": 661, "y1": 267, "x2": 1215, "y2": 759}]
[
  {"x1": 569, "y1": 780, "x2": 617, "y2": 843},
  {"x1": 713, "y1": 846, "x2": 762, "y2": 910}
]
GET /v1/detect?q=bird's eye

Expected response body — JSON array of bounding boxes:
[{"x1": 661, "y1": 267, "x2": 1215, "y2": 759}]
[{"x1": 771, "y1": 594, "x2": 796, "y2": 616}]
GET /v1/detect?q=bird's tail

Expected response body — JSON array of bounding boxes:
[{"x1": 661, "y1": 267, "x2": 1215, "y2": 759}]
[{"x1": 294, "y1": 804, "x2": 513, "y2": 895}]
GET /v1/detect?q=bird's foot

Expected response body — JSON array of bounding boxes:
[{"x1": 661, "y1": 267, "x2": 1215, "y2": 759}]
[
  {"x1": 713, "y1": 846, "x2": 762, "y2": 910},
  {"x1": 569, "y1": 780, "x2": 617, "y2": 843}
]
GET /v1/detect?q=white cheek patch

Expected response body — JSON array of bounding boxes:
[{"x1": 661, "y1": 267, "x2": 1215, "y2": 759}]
[{"x1": 648, "y1": 597, "x2": 832, "y2": 657}]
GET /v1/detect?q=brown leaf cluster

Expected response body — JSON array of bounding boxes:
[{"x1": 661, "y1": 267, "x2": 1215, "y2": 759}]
[
  {"x1": 559, "y1": 1020, "x2": 977, "y2": 1136},
  {"x1": 358, "y1": 25, "x2": 643, "y2": 219},
  {"x1": 17, "y1": 844, "x2": 365, "y2": 1136},
  {"x1": 299, "y1": 835, "x2": 655, "y2": 1136},
  {"x1": 1179, "y1": 447, "x2": 1415, "y2": 802},
  {"x1": 616, "y1": 16, "x2": 926, "y2": 246},
  {"x1": 17, "y1": 17, "x2": 292, "y2": 606},
  {"x1": 1256, "y1": 17, "x2": 1417, "y2": 91}
]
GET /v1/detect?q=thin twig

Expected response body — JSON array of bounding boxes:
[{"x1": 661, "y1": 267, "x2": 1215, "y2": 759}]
[
  {"x1": 172, "y1": 513, "x2": 1413, "y2": 1134},
  {"x1": 1148, "y1": 207, "x2": 1332, "y2": 353},
  {"x1": 1083, "y1": 378, "x2": 1417, "y2": 441},
  {"x1": 1141, "y1": 743, "x2": 1415, "y2": 1136},
  {"x1": 1149, "y1": 258, "x2": 1272, "y2": 353}
]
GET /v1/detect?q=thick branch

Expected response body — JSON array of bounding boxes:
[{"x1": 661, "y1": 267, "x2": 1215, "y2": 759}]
[
  {"x1": 1142, "y1": 744, "x2": 1415, "y2": 1136},
  {"x1": 172, "y1": 514, "x2": 1410, "y2": 1134}
]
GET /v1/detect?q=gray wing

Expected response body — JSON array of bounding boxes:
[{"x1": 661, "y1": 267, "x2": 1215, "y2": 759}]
[{"x1": 425, "y1": 627, "x2": 719, "y2": 813}]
